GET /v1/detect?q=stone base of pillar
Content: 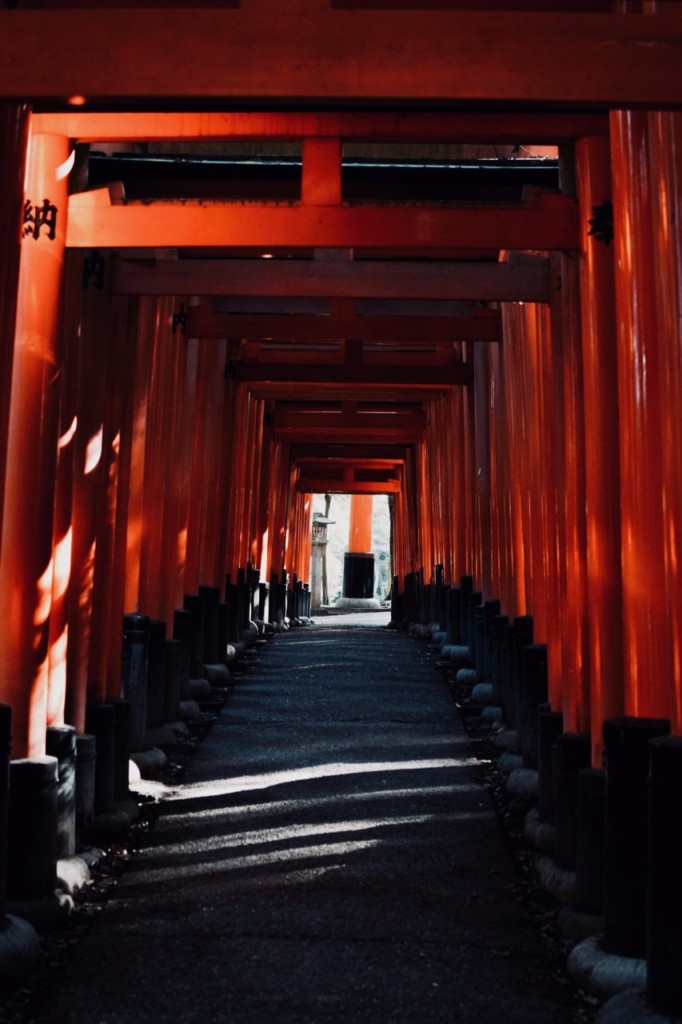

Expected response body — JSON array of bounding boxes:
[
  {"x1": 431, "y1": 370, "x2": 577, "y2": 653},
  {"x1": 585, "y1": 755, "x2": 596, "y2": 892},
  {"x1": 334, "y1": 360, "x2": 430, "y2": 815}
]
[
  {"x1": 333, "y1": 596, "x2": 381, "y2": 610},
  {"x1": 0, "y1": 914, "x2": 40, "y2": 998},
  {"x1": 594, "y1": 989, "x2": 672, "y2": 1024},
  {"x1": 7, "y1": 756, "x2": 58, "y2": 901},
  {"x1": 342, "y1": 552, "x2": 375, "y2": 600},
  {"x1": 567, "y1": 936, "x2": 646, "y2": 1003}
]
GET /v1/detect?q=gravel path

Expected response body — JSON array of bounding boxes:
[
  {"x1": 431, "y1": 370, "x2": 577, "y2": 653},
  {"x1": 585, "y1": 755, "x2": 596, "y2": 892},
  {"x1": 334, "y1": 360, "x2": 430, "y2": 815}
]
[{"x1": 17, "y1": 621, "x2": 581, "y2": 1023}]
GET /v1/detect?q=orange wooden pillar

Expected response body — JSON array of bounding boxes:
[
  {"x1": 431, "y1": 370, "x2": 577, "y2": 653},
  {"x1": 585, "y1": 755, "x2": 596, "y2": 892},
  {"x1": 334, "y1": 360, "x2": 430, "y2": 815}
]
[
  {"x1": 215, "y1": 347, "x2": 238, "y2": 583},
  {"x1": 129, "y1": 293, "x2": 192, "y2": 620},
  {"x1": 576, "y1": 134, "x2": 624, "y2": 762},
  {"x1": 451, "y1": 348, "x2": 472, "y2": 583},
  {"x1": 139, "y1": 296, "x2": 178, "y2": 616},
  {"x1": 0, "y1": 104, "x2": 30, "y2": 537},
  {"x1": 157, "y1": 322, "x2": 197, "y2": 627},
  {"x1": 91, "y1": 293, "x2": 138, "y2": 699},
  {"x1": 252, "y1": 402, "x2": 273, "y2": 577},
  {"x1": 266, "y1": 435, "x2": 290, "y2": 581},
  {"x1": 404, "y1": 447, "x2": 421, "y2": 574},
  {"x1": 64, "y1": 253, "x2": 115, "y2": 723},
  {"x1": 242, "y1": 394, "x2": 266, "y2": 574},
  {"x1": 472, "y1": 343, "x2": 492, "y2": 599},
  {"x1": 498, "y1": 311, "x2": 528, "y2": 619},
  {"x1": 392, "y1": 465, "x2": 408, "y2": 584},
  {"x1": 391, "y1": 488, "x2": 402, "y2": 587},
  {"x1": 550, "y1": 248, "x2": 588, "y2": 735},
  {"x1": 422, "y1": 408, "x2": 437, "y2": 574},
  {"x1": 535, "y1": 299, "x2": 563, "y2": 713},
  {"x1": 648, "y1": 108, "x2": 682, "y2": 733},
  {"x1": 283, "y1": 459, "x2": 301, "y2": 574},
  {"x1": 462, "y1": 344, "x2": 478, "y2": 580},
  {"x1": 340, "y1": 493, "x2": 376, "y2": 603},
  {"x1": 349, "y1": 494, "x2": 373, "y2": 554},
  {"x1": 436, "y1": 393, "x2": 455, "y2": 583},
  {"x1": 292, "y1": 491, "x2": 313, "y2": 583},
  {"x1": 105, "y1": 295, "x2": 139, "y2": 696},
  {"x1": 194, "y1": 337, "x2": 229, "y2": 589},
  {"x1": 246, "y1": 397, "x2": 265, "y2": 571},
  {"x1": 416, "y1": 444, "x2": 433, "y2": 576},
  {"x1": 486, "y1": 341, "x2": 505, "y2": 603},
  {"x1": 123, "y1": 296, "x2": 155, "y2": 614},
  {"x1": 501, "y1": 300, "x2": 561, "y2": 708},
  {"x1": 224, "y1": 382, "x2": 251, "y2": 576},
  {"x1": 46, "y1": 252, "x2": 79, "y2": 727},
  {"x1": 0, "y1": 132, "x2": 70, "y2": 757},
  {"x1": 490, "y1": 337, "x2": 516, "y2": 619},
  {"x1": 611, "y1": 109, "x2": 673, "y2": 721},
  {"x1": 431, "y1": 392, "x2": 457, "y2": 582}
]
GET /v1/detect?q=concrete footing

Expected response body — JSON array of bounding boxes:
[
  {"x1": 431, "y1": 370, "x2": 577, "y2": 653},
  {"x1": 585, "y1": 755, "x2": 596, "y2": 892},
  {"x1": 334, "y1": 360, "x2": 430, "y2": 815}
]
[
  {"x1": 567, "y1": 936, "x2": 646, "y2": 1001},
  {"x1": 0, "y1": 914, "x2": 40, "y2": 996},
  {"x1": 333, "y1": 596, "x2": 381, "y2": 610},
  {"x1": 596, "y1": 989, "x2": 682, "y2": 1024},
  {"x1": 535, "y1": 853, "x2": 575, "y2": 904},
  {"x1": 506, "y1": 766, "x2": 538, "y2": 798},
  {"x1": 497, "y1": 750, "x2": 522, "y2": 775},
  {"x1": 471, "y1": 681, "x2": 493, "y2": 704},
  {"x1": 130, "y1": 747, "x2": 167, "y2": 777},
  {"x1": 523, "y1": 805, "x2": 555, "y2": 852}
]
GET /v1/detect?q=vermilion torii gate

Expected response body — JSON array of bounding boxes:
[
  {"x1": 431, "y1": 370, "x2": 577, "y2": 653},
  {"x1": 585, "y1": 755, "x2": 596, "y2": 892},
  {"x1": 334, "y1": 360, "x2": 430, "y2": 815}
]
[{"x1": 1, "y1": 1, "x2": 682, "y2": 1010}]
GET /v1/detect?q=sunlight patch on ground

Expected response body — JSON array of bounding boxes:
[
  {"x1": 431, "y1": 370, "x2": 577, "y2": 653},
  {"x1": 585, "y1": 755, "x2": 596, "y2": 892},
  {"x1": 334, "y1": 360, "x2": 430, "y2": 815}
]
[
  {"x1": 146, "y1": 810, "x2": 490, "y2": 859},
  {"x1": 128, "y1": 838, "x2": 384, "y2": 887},
  {"x1": 160, "y1": 783, "x2": 478, "y2": 824},
  {"x1": 176, "y1": 758, "x2": 477, "y2": 799}
]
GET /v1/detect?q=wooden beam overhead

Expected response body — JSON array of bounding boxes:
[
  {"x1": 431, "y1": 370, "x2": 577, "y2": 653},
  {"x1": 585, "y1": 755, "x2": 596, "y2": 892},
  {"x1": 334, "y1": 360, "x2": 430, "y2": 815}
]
[
  {"x1": 291, "y1": 443, "x2": 410, "y2": 460},
  {"x1": 274, "y1": 405, "x2": 424, "y2": 423},
  {"x1": 295, "y1": 458, "x2": 404, "y2": 470},
  {"x1": 250, "y1": 383, "x2": 448, "y2": 403},
  {"x1": 187, "y1": 310, "x2": 501, "y2": 342},
  {"x1": 114, "y1": 257, "x2": 550, "y2": 302},
  {"x1": 237, "y1": 341, "x2": 460, "y2": 366},
  {"x1": 296, "y1": 477, "x2": 400, "y2": 495},
  {"x1": 3, "y1": 11, "x2": 682, "y2": 107},
  {"x1": 68, "y1": 192, "x2": 577, "y2": 251},
  {"x1": 33, "y1": 111, "x2": 607, "y2": 144},
  {"x1": 274, "y1": 421, "x2": 424, "y2": 444},
  {"x1": 236, "y1": 359, "x2": 470, "y2": 387}
]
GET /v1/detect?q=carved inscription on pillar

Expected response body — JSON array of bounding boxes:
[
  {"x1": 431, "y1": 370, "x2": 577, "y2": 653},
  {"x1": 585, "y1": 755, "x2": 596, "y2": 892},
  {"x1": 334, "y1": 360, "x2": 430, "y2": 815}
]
[
  {"x1": 23, "y1": 197, "x2": 58, "y2": 241},
  {"x1": 172, "y1": 302, "x2": 188, "y2": 335},
  {"x1": 587, "y1": 199, "x2": 613, "y2": 246}
]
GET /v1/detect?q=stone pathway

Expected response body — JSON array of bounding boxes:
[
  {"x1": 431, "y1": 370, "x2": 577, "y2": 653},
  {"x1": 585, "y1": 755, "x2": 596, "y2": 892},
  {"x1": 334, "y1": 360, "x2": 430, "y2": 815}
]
[{"x1": 23, "y1": 621, "x2": 579, "y2": 1023}]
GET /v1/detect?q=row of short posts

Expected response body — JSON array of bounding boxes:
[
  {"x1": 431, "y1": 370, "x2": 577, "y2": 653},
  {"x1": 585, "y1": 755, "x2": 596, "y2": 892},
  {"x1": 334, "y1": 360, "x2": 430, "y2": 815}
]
[
  {"x1": 1, "y1": 708, "x2": 99, "y2": 986},
  {"x1": 395, "y1": 569, "x2": 423, "y2": 626},
  {"x1": 0, "y1": 567, "x2": 278, "y2": 989},
  {"x1": 285, "y1": 573, "x2": 311, "y2": 622},
  {"x1": 467, "y1": 590, "x2": 682, "y2": 1018},
  {"x1": 398, "y1": 568, "x2": 442, "y2": 629},
  {"x1": 396, "y1": 569, "x2": 682, "y2": 1017},
  {"x1": 4, "y1": 575, "x2": 257, "y2": 906},
  {"x1": 268, "y1": 569, "x2": 311, "y2": 626}
]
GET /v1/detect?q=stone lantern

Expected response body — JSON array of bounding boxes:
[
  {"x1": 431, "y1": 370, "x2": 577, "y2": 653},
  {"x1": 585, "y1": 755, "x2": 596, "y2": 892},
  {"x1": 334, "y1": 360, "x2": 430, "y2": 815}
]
[{"x1": 310, "y1": 514, "x2": 334, "y2": 610}]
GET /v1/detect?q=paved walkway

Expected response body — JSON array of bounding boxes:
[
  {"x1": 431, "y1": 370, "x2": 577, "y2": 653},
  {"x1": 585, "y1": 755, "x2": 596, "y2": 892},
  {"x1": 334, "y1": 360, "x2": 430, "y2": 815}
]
[{"x1": 27, "y1": 620, "x2": 577, "y2": 1023}]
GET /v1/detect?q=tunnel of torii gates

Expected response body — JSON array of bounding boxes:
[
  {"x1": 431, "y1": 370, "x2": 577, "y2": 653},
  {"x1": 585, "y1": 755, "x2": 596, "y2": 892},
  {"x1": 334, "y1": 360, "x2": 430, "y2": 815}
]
[{"x1": 0, "y1": 6, "x2": 682, "y2": 784}]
